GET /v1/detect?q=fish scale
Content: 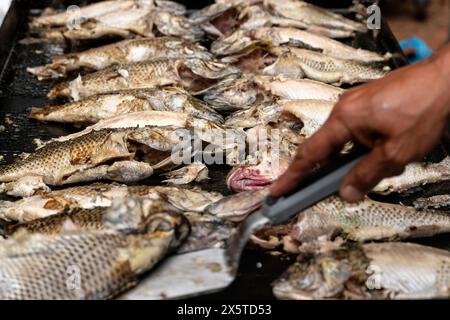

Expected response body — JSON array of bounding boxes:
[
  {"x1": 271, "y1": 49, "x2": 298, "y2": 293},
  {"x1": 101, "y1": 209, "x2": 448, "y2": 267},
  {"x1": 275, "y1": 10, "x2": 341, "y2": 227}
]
[
  {"x1": 31, "y1": 88, "x2": 224, "y2": 125},
  {"x1": 28, "y1": 37, "x2": 211, "y2": 80},
  {"x1": 0, "y1": 231, "x2": 135, "y2": 299},
  {"x1": 0, "y1": 198, "x2": 189, "y2": 300},
  {"x1": 293, "y1": 196, "x2": 450, "y2": 242},
  {"x1": 273, "y1": 242, "x2": 450, "y2": 300},
  {"x1": 0, "y1": 129, "x2": 132, "y2": 185},
  {"x1": 4, "y1": 207, "x2": 107, "y2": 236},
  {"x1": 264, "y1": 49, "x2": 389, "y2": 85}
]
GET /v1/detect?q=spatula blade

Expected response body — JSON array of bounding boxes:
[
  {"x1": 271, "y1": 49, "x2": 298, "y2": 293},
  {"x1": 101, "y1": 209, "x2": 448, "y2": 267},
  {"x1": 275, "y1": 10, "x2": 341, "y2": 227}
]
[{"x1": 121, "y1": 248, "x2": 233, "y2": 300}]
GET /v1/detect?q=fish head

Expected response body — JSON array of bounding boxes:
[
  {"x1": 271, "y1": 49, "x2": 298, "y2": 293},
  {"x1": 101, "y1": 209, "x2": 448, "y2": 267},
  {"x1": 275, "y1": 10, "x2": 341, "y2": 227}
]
[
  {"x1": 102, "y1": 196, "x2": 179, "y2": 231},
  {"x1": 154, "y1": 12, "x2": 205, "y2": 42},
  {"x1": 226, "y1": 155, "x2": 289, "y2": 192},
  {"x1": 203, "y1": 77, "x2": 259, "y2": 111},
  {"x1": 205, "y1": 188, "x2": 269, "y2": 222},
  {"x1": 263, "y1": 53, "x2": 304, "y2": 78},
  {"x1": 224, "y1": 101, "x2": 281, "y2": 128},
  {"x1": 154, "y1": 0, "x2": 187, "y2": 15},
  {"x1": 183, "y1": 58, "x2": 242, "y2": 80},
  {"x1": 211, "y1": 29, "x2": 260, "y2": 56},
  {"x1": 273, "y1": 253, "x2": 353, "y2": 300}
]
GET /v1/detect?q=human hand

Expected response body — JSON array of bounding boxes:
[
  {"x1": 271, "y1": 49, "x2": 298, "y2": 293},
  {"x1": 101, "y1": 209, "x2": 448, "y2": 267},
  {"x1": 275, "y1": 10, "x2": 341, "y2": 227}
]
[{"x1": 271, "y1": 45, "x2": 450, "y2": 202}]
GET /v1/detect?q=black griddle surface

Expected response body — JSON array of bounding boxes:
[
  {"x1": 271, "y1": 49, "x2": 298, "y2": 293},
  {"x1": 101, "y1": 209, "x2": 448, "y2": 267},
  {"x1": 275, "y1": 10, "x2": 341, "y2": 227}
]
[{"x1": 1, "y1": 0, "x2": 450, "y2": 301}]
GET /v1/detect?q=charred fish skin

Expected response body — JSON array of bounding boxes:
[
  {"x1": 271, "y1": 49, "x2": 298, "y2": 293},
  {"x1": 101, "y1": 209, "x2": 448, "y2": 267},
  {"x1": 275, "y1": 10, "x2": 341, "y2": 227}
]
[
  {"x1": 31, "y1": 88, "x2": 224, "y2": 125},
  {"x1": 273, "y1": 242, "x2": 450, "y2": 300},
  {"x1": 293, "y1": 196, "x2": 450, "y2": 243},
  {"x1": 28, "y1": 37, "x2": 212, "y2": 80},
  {"x1": 0, "y1": 197, "x2": 189, "y2": 300},
  {"x1": 264, "y1": 50, "x2": 390, "y2": 85}
]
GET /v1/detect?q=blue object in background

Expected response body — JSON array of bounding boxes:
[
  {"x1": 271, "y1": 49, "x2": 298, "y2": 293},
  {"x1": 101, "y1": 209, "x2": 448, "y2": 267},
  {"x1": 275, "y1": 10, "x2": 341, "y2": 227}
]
[{"x1": 400, "y1": 37, "x2": 433, "y2": 63}]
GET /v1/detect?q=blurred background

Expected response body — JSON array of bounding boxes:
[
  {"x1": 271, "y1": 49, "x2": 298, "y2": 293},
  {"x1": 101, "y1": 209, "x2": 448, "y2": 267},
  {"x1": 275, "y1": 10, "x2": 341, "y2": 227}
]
[{"x1": 383, "y1": 0, "x2": 449, "y2": 50}]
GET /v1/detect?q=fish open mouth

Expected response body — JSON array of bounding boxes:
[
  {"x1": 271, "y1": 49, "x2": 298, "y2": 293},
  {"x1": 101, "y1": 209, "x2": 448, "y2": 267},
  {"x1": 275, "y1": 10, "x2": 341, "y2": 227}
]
[{"x1": 226, "y1": 166, "x2": 274, "y2": 192}]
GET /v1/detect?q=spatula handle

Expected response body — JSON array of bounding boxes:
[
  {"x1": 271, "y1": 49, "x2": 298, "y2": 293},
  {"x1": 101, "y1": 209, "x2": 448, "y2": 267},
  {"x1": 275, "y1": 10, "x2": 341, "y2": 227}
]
[{"x1": 262, "y1": 144, "x2": 369, "y2": 225}]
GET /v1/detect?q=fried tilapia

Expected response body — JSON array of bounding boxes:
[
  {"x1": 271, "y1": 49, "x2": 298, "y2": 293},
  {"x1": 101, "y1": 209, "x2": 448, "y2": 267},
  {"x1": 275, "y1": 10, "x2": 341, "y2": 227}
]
[
  {"x1": 273, "y1": 242, "x2": 450, "y2": 300},
  {"x1": 0, "y1": 197, "x2": 189, "y2": 300},
  {"x1": 31, "y1": 88, "x2": 223, "y2": 125},
  {"x1": 48, "y1": 59, "x2": 241, "y2": 101},
  {"x1": 293, "y1": 196, "x2": 450, "y2": 243},
  {"x1": 28, "y1": 37, "x2": 211, "y2": 80},
  {"x1": 264, "y1": 49, "x2": 390, "y2": 85}
]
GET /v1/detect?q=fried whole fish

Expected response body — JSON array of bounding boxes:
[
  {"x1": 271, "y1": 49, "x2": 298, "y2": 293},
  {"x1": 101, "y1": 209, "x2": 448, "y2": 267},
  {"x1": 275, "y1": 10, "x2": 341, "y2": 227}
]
[
  {"x1": 0, "y1": 125, "x2": 230, "y2": 197},
  {"x1": 212, "y1": 27, "x2": 388, "y2": 62},
  {"x1": 204, "y1": 75, "x2": 342, "y2": 111},
  {"x1": 35, "y1": 0, "x2": 158, "y2": 42},
  {"x1": 254, "y1": 76, "x2": 344, "y2": 101},
  {"x1": 239, "y1": 5, "x2": 354, "y2": 39},
  {"x1": 373, "y1": 157, "x2": 450, "y2": 195},
  {"x1": 0, "y1": 183, "x2": 222, "y2": 222},
  {"x1": 30, "y1": 88, "x2": 223, "y2": 125},
  {"x1": 0, "y1": 197, "x2": 190, "y2": 300},
  {"x1": 28, "y1": 37, "x2": 212, "y2": 80},
  {"x1": 264, "y1": 49, "x2": 390, "y2": 85},
  {"x1": 0, "y1": 183, "x2": 136, "y2": 221},
  {"x1": 264, "y1": 0, "x2": 366, "y2": 34},
  {"x1": 30, "y1": 0, "x2": 139, "y2": 28},
  {"x1": 48, "y1": 59, "x2": 241, "y2": 101},
  {"x1": 225, "y1": 99, "x2": 334, "y2": 138},
  {"x1": 293, "y1": 196, "x2": 450, "y2": 243},
  {"x1": 273, "y1": 242, "x2": 450, "y2": 300}
]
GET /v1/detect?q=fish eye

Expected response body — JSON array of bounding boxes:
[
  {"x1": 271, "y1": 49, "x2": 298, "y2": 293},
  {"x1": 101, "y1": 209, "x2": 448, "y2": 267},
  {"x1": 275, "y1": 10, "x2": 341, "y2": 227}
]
[{"x1": 149, "y1": 218, "x2": 173, "y2": 232}]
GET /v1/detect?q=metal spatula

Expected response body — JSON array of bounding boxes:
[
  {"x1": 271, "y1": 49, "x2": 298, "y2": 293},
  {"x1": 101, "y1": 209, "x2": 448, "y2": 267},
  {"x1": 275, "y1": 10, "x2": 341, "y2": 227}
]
[{"x1": 121, "y1": 146, "x2": 368, "y2": 300}]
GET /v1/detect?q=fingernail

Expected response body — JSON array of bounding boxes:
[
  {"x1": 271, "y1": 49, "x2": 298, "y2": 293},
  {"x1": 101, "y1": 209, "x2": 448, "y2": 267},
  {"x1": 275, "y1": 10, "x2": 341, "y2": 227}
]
[{"x1": 341, "y1": 185, "x2": 363, "y2": 203}]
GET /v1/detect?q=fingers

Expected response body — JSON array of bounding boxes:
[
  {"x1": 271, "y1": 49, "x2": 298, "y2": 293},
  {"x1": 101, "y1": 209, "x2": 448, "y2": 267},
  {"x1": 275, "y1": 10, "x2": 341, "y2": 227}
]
[
  {"x1": 339, "y1": 146, "x2": 405, "y2": 202},
  {"x1": 271, "y1": 119, "x2": 351, "y2": 197}
]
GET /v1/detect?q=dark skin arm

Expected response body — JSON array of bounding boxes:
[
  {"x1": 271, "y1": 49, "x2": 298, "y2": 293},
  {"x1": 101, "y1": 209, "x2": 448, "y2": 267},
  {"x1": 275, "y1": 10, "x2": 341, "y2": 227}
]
[{"x1": 271, "y1": 44, "x2": 450, "y2": 202}]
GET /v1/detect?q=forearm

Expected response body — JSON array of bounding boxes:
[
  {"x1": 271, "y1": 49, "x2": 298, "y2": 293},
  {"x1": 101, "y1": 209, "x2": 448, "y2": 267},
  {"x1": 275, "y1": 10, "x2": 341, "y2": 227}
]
[{"x1": 429, "y1": 44, "x2": 450, "y2": 112}]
